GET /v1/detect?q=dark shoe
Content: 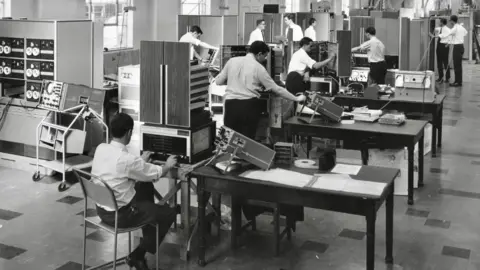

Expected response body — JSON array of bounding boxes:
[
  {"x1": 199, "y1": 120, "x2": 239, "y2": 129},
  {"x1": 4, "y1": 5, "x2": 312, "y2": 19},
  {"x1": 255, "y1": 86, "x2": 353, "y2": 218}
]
[
  {"x1": 126, "y1": 255, "x2": 150, "y2": 270},
  {"x1": 449, "y1": 82, "x2": 462, "y2": 87},
  {"x1": 436, "y1": 78, "x2": 443, "y2": 83}
]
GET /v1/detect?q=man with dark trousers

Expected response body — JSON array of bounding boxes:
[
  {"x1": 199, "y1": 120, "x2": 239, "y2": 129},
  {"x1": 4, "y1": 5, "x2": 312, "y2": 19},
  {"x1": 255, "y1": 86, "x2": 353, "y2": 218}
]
[
  {"x1": 431, "y1": 18, "x2": 451, "y2": 83},
  {"x1": 351, "y1": 26, "x2": 387, "y2": 85},
  {"x1": 91, "y1": 113, "x2": 177, "y2": 270},
  {"x1": 215, "y1": 41, "x2": 305, "y2": 139},
  {"x1": 214, "y1": 41, "x2": 305, "y2": 224},
  {"x1": 438, "y1": 15, "x2": 467, "y2": 87}
]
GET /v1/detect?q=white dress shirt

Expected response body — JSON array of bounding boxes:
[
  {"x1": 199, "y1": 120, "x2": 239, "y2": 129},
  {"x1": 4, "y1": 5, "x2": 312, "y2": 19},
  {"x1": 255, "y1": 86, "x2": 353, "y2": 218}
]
[
  {"x1": 248, "y1": 28, "x2": 264, "y2": 45},
  {"x1": 304, "y1": 26, "x2": 316, "y2": 41},
  {"x1": 179, "y1": 32, "x2": 202, "y2": 60},
  {"x1": 439, "y1": 23, "x2": 467, "y2": 45},
  {"x1": 359, "y1": 36, "x2": 385, "y2": 63},
  {"x1": 91, "y1": 141, "x2": 163, "y2": 211},
  {"x1": 437, "y1": 26, "x2": 451, "y2": 44},
  {"x1": 286, "y1": 23, "x2": 304, "y2": 42},
  {"x1": 287, "y1": 48, "x2": 316, "y2": 76}
]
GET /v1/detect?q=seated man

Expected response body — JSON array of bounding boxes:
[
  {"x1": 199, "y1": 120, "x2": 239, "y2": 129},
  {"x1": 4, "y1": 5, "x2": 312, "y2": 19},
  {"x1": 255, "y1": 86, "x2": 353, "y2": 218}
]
[{"x1": 91, "y1": 113, "x2": 177, "y2": 270}]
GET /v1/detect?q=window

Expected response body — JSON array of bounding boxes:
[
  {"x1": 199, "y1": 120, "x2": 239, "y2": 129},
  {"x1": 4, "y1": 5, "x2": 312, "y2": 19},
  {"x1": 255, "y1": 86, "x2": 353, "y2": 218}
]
[
  {"x1": 0, "y1": 0, "x2": 4, "y2": 18},
  {"x1": 181, "y1": 0, "x2": 210, "y2": 15},
  {"x1": 86, "y1": 0, "x2": 134, "y2": 50}
]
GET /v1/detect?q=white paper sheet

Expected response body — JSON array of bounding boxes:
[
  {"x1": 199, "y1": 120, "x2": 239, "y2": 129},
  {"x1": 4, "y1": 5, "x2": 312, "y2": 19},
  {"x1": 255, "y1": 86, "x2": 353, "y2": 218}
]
[
  {"x1": 240, "y1": 169, "x2": 312, "y2": 188},
  {"x1": 310, "y1": 174, "x2": 387, "y2": 196},
  {"x1": 331, "y1": 164, "x2": 362, "y2": 175}
]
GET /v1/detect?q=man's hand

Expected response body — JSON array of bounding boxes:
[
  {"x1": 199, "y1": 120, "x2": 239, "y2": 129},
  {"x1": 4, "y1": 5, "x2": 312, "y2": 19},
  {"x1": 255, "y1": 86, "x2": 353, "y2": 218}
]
[
  {"x1": 351, "y1": 47, "x2": 358, "y2": 52},
  {"x1": 141, "y1": 151, "x2": 153, "y2": 162},
  {"x1": 296, "y1": 94, "x2": 306, "y2": 103},
  {"x1": 165, "y1": 155, "x2": 178, "y2": 170}
]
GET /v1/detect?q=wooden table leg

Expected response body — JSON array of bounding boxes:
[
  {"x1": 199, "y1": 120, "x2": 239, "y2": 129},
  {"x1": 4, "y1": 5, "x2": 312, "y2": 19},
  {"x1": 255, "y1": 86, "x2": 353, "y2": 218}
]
[
  {"x1": 418, "y1": 135, "x2": 424, "y2": 187},
  {"x1": 180, "y1": 178, "x2": 191, "y2": 261},
  {"x1": 385, "y1": 189, "x2": 394, "y2": 264},
  {"x1": 273, "y1": 206, "x2": 280, "y2": 256},
  {"x1": 431, "y1": 115, "x2": 438, "y2": 158},
  {"x1": 438, "y1": 104, "x2": 443, "y2": 148},
  {"x1": 407, "y1": 144, "x2": 415, "y2": 205},
  {"x1": 212, "y1": 193, "x2": 221, "y2": 239},
  {"x1": 197, "y1": 177, "x2": 206, "y2": 267},
  {"x1": 366, "y1": 209, "x2": 376, "y2": 270},
  {"x1": 231, "y1": 197, "x2": 242, "y2": 250}
]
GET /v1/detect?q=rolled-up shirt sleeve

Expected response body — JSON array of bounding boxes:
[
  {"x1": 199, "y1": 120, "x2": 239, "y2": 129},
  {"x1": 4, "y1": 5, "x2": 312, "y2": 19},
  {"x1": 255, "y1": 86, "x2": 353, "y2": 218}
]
[
  {"x1": 117, "y1": 154, "x2": 163, "y2": 182},
  {"x1": 359, "y1": 39, "x2": 372, "y2": 50},
  {"x1": 215, "y1": 60, "x2": 229, "y2": 85},
  {"x1": 302, "y1": 54, "x2": 317, "y2": 69}
]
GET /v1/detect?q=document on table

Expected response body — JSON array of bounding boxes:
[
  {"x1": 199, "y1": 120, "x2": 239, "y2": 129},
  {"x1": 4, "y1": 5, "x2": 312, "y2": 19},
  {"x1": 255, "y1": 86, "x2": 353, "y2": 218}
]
[
  {"x1": 331, "y1": 164, "x2": 362, "y2": 175},
  {"x1": 240, "y1": 169, "x2": 312, "y2": 188},
  {"x1": 309, "y1": 174, "x2": 387, "y2": 196}
]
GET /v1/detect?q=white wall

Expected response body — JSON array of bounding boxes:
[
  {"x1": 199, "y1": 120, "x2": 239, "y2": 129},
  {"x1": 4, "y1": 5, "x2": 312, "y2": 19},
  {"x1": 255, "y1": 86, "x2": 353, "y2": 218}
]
[{"x1": 5, "y1": 0, "x2": 86, "y2": 19}]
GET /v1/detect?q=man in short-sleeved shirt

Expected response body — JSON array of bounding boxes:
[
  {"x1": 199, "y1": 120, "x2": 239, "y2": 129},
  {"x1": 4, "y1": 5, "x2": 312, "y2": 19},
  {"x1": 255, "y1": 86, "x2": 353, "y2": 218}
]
[
  {"x1": 304, "y1": 18, "x2": 317, "y2": 41},
  {"x1": 215, "y1": 41, "x2": 305, "y2": 139},
  {"x1": 438, "y1": 15, "x2": 467, "y2": 86},
  {"x1": 248, "y1": 19, "x2": 266, "y2": 45},
  {"x1": 179, "y1": 25, "x2": 218, "y2": 61},
  {"x1": 286, "y1": 37, "x2": 335, "y2": 94},
  {"x1": 352, "y1": 26, "x2": 387, "y2": 85}
]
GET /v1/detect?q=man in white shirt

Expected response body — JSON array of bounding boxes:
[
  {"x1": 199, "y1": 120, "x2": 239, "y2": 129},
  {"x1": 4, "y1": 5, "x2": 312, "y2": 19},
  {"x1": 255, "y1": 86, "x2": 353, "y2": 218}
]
[
  {"x1": 91, "y1": 113, "x2": 178, "y2": 270},
  {"x1": 304, "y1": 18, "x2": 317, "y2": 41},
  {"x1": 179, "y1": 25, "x2": 218, "y2": 61},
  {"x1": 430, "y1": 18, "x2": 451, "y2": 83},
  {"x1": 284, "y1": 14, "x2": 303, "y2": 42},
  {"x1": 248, "y1": 19, "x2": 266, "y2": 45},
  {"x1": 438, "y1": 15, "x2": 467, "y2": 86},
  {"x1": 351, "y1": 26, "x2": 387, "y2": 85},
  {"x1": 286, "y1": 37, "x2": 335, "y2": 94}
]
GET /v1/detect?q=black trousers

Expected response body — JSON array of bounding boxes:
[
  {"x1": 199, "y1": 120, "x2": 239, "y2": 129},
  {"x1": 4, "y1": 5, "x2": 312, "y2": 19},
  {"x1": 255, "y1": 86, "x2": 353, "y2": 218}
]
[
  {"x1": 96, "y1": 182, "x2": 176, "y2": 254},
  {"x1": 223, "y1": 98, "x2": 304, "y2": 222},
  {"x1": 369, "y1": 61, "x2": 387, "y2": 85},
  {"x1": 224, "y1": 98, "x2": 262, "y2": 139},
  {"x1": 452, "y1": 44, "x2": 464, "y2": 84},
  {"x1": 437, "y1": 42, "x2": 450, "y2": 80}
]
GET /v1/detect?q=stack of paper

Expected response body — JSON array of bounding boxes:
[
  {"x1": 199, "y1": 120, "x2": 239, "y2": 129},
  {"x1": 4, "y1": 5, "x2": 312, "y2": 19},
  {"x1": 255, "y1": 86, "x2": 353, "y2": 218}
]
[
  {"x1": 310, "y1": 174, "x2": 387, "y2": 196},
  {"x1": 240, "y1": 169, "x2": 312, "y2": 188},
  {"x1": 351, "y1": 108, "x2": 382, "y2": 122}
]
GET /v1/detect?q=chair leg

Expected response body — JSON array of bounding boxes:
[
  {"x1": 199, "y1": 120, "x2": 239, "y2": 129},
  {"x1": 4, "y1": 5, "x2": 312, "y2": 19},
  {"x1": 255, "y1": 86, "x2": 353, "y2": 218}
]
[
  {"x1": 82, "y1": 220, "x2": 87, "y2": 270},
  {"x1": 128, "y1": 232, "x2": 132, "y2": 270},
  {"x1": 156, "y1": 225, "x2": 159, "y2": 270},
  {"x1": 113, "y1": 233, "x2": 118, "y2": 270}
]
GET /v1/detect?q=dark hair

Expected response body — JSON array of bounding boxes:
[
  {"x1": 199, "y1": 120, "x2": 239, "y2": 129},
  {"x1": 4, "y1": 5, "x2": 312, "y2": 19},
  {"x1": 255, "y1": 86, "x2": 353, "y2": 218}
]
[
  {"x1": 309, "y1": 18, "x2": 316, "y2": 26},
  {"x1": 450, "y1": 15, "x2": 458, "y2": 23},
  {"x1": 256, "y1": 19, "x2": 265, "y2": 26},
  {"x1": 190, "y1": 25, "x2": 203, "y2": 35},
  {"x1": 110, "y1": 113, "x2": 134, "y2": 138},
  {"x1": 365, "y1": 26, "x2": 376, "y2": 36},
  {"x1": 249, "y1": 41, "x2": 270, "y2": 55},
  {"x1": 440, "y1": 18, "x2": 447, "y2": 25},
  {"x1": 300, "y1": 37, "x2": 313, "y2": 47},
  {"x1": 284, "y1": 14, "x2": 295, "y2": 21}
]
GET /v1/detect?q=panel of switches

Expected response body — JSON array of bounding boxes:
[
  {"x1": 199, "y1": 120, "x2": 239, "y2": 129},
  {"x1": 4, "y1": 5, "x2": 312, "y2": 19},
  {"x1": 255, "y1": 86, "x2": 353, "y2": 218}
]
[
  {"x1": 38, "y1": 80, "x2": 65, "y2": 110},
  {"x1": 25, "y1": 81, "x2": 42, "y2": 102}
]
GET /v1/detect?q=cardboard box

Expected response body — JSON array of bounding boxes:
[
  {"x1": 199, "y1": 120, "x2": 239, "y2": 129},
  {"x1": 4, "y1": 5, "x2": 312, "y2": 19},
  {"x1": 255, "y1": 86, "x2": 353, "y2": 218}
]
[{"x1": 368, "y1": 148, "x2": 419, "y2": 196}]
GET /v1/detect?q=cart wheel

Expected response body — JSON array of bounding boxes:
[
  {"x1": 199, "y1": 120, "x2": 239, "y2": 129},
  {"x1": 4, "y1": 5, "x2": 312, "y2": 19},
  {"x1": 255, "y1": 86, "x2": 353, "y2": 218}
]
[
  {"x1": 58, "y1": 182, "x2": 70, "y2": 192},
  {"x1": 32, "y1": 171, "x2": 41, "y2": 182}
]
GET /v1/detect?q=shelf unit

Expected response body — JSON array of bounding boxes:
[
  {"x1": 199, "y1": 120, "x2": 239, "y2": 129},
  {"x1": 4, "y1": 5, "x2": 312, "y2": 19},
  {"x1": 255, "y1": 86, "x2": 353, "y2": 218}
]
[{"x1": 38, "y1": 122, "x2": 86, "y2": 154}]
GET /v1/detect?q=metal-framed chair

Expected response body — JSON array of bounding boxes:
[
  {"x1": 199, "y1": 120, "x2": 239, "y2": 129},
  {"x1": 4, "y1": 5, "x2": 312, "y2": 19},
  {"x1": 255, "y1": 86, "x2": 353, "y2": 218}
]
[{"x1": 73, "y1": 168, "x2": 159, "y2": 270}]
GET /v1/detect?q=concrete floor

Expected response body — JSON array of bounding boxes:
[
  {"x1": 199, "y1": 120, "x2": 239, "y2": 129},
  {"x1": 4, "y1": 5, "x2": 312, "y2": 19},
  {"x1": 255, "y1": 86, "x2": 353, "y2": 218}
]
[{"x1": 1, "y1": 63, "x2": 480, "y2": 270}]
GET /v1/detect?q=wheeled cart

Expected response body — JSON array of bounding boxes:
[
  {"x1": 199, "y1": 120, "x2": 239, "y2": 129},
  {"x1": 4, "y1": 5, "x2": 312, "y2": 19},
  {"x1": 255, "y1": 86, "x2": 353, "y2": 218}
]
[{"x1": 32, "y1": 104, "x2": 108, "y2": 191}]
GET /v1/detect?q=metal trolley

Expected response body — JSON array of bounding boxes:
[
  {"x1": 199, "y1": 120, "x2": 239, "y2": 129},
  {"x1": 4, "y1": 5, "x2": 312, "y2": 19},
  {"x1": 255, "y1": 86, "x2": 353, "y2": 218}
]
[{"x1": 32, "y1": 104, "x2": 108, "y2": 192}]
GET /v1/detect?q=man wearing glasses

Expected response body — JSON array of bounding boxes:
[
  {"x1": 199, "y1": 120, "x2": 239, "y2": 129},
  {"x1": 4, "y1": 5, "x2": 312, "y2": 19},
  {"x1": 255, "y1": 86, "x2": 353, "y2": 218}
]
[{"x1": 248, "y1": 19, "x2": 266, "y2": 45}]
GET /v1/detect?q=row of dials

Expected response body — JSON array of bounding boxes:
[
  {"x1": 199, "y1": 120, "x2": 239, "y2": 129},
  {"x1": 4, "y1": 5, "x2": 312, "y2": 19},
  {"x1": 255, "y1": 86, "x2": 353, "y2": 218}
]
[
  {"x1": 0, "y1": 58, "x2": 54, "y2": 80},
  {"x1": 0, "y1": 37, "x2": 54, "y2": 60}
]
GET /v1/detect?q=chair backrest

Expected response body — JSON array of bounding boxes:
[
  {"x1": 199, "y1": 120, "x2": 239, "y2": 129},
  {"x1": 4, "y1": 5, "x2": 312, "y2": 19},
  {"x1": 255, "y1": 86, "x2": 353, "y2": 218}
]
[{"x1": 72, "y1": 168, "x2": 118, "y2": 210}]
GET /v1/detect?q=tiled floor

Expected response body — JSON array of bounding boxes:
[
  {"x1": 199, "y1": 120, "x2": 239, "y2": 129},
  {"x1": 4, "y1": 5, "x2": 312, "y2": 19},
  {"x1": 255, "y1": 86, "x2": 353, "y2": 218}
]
[{"x1": 1, "y1": 63, "x2": 480, "y2": 270}]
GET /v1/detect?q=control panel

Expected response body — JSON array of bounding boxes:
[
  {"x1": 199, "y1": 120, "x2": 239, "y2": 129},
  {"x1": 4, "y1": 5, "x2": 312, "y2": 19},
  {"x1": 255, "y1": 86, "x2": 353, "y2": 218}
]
[
  {"x1": 26, "y1": 39, "x2": 54, "y2": 60},
  {"x1": 0, "y1": 38, "x2": 24, "y2": 58},
  {"x1": 25, "y1": 81, "x2": 42, "y2": 102},
  {"x1": 395, "y1": 74, "x2": 432, "y2": 89},
  {"x1": 38, "y1": 80, "x2": 65, "y2": 110},
  {"x1": 349, "y1": 69, "x2": 370, "y2": 82},
  {"x1": 26, "y1": 61, "x2": 54, "y2": 80}
]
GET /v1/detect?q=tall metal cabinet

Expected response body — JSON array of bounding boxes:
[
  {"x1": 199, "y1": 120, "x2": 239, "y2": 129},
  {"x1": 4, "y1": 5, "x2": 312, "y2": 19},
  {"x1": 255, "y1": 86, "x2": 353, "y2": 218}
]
[
  {"x1": 177, "y1": 15, "x2": 238, "y2": 46},
  {"x1": 349, "y1": 16, "x2": 375, "y2": 48},
  {"x1": 140, "y1": 41, "x2": 210, "y2": 128}
]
